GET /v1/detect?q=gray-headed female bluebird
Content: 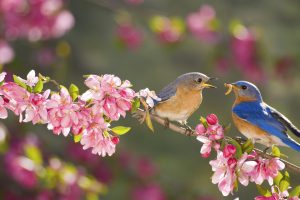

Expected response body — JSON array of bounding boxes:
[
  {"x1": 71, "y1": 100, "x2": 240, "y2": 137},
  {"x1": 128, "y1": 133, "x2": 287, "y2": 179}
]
[
  {"x1": 225, "y1": 81, "x2": 300, "y2": 151},
  {"x1": 151, "y1": 72, "x2": 216, "y2": 129}
]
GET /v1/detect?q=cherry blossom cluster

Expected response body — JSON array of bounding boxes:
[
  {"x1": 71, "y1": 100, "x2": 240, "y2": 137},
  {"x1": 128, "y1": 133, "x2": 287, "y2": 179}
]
[
  {"x1": 0, "y1": 70, "x2": 136, "y2": 157},
  {"x1": 195, "y1": 114, "x2": 299, "y2": 199}
]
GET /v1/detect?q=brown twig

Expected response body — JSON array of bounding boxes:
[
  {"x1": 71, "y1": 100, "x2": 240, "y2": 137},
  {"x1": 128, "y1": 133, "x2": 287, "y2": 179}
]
[{"x1": 134, "y1": 109, "x2": 300, "y2": 174}]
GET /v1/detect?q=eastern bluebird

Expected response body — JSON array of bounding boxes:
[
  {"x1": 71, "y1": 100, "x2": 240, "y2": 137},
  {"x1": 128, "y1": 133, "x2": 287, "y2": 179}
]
[
  {"x1": 225, "y1": 81, "x2": 300, "y2": 151},
  {"x1": 151, "y1": 72, "x2": 216, "y2": 129}
]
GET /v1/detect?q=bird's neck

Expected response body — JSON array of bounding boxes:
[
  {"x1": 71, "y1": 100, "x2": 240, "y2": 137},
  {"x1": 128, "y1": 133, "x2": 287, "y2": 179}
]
[{"x1": 233, "y1": 96, "x2": 261, "y2": 107}]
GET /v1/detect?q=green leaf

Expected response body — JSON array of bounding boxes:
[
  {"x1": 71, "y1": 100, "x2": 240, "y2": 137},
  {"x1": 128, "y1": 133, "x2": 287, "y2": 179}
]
[
  {"x1": 69, "y1": 83, "x2": 79, "y2": 101},
  {"x1": 228, "y1": 138, "x2": 243, "y2": 158},
  {"x1": 33, "y1": 79, "x2": 43, "y2": 93},
  {"x1": 256, "y1": 185, "x2": 272, "y2": 197},
  {"x1": 200, "y1": 117, "x2": 208, "y2": 129},
  {"x1": 24, "y1": 144, "x2": 43, "y2": 165},
  {"x1": 111, "y1": 126, "x2": 131, "y2": 135},
  {"x1": 131, "y1": 98, "x2": 140, "y2": 113},
  {"x1": 274, "y1": 172, "x2": 283, "y2": 186},
  {"x1": 74, "y1": 134, "x2": 82, "y2": 143},
  {"x1": 13, "y1": 75, "x2": 27, "y2": 89},
  {"x1": 272, "y1": 146, "x2": 281, "y2": 157},
  {"x1": 279, "y1": 179, "x2": 290, "y2": 192},
  {"x1": 242, "y1": 139, "x2": 254, "y2": 153},
  {"x1": 290, "y1": 185, "x2": 300, "y2": 197},
  {"x1": 145, "y1": 110, "x2": 154, "y2": 132}
]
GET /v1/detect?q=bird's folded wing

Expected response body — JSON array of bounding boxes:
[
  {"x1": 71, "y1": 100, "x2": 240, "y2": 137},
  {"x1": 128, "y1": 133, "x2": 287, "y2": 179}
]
[
  {"x1": 156, "y1": 83, "x2": 177, "y2": 104},
  {"x1": 268, "y1": 105, "x2": 300, "y2": 137},
  {"x1": 234, "y1": 103, "x2": 289, "y2": 139}
]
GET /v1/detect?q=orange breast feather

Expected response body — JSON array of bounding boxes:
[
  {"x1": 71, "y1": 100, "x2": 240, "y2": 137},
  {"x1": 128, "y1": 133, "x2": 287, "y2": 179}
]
[{"x1": 154, "y1": 86, "x2": 202, "y2": 121}]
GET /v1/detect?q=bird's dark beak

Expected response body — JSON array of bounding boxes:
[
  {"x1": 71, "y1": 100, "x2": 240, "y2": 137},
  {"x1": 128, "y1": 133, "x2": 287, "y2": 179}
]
[
  {"x1": 209, "y1": 77, "x2": 218, "y2": 81},
  {"x1": 224, "y1": 83, "x2": 238, "y2": 95}
]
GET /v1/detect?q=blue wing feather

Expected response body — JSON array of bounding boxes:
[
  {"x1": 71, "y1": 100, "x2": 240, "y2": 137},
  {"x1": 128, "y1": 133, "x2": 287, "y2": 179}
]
[{"x1": 233, "y1": 101, "x2": 288, "y2": 139}]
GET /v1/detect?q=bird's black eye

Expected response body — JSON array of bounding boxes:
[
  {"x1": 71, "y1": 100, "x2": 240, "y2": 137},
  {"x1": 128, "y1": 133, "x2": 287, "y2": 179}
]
[
  {"x1": 196, "y1": 78, "x2": 202, "y2": 83},
  {"x1": 241, "y1": 85, "x2": 248, "y2": 90}
]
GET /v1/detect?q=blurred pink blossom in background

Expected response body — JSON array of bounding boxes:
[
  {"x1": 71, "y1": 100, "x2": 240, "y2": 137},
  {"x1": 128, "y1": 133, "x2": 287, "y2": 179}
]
[
  {"x1": 131, "y1": 184, "x2": 166, "y2": 200},
  {"x1": 150, "y1": 16, "x2": 185, "y2": 44},
  {"x1": 116, "y1": 23, "x2": 143, "y2": 49},
  {"x1": 186, "y1": 5, "x2": 219, "y2": 43},
  {"x1": 0, "y1": 41, "x2": 14, "y2": 65},
  {"x1": 0, "y1": 0, "x2": 75, "y2": 41},
  {"x1": 230, "y1": 24, "x2": 264, "y2": 82}
]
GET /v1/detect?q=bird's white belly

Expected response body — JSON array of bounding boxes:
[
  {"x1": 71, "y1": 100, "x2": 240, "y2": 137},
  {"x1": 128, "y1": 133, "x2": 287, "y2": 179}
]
[{"x1": 240, "y1": 129, "x2": 287, "y2": 147}]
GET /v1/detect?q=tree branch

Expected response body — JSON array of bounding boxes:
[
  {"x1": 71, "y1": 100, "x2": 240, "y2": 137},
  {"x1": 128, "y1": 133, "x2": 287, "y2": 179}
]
[{"x1": 134, "y1": 109, "x2": 300, "y2": 174}]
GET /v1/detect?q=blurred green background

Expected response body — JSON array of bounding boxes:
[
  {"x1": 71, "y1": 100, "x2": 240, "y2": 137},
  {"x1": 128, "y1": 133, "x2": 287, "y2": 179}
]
[{"x1": 2, "y1": 0, "x2": 300, "y2": 199}]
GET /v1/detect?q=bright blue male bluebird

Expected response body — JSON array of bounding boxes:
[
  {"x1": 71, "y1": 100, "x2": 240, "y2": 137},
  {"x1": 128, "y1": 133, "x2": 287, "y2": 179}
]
[
  {"x1": 151, "y1": 72, "x2": 216, "y2": 129},
  {"x1": 225, "y1": 81, "x2": 300, "y2": 151}
]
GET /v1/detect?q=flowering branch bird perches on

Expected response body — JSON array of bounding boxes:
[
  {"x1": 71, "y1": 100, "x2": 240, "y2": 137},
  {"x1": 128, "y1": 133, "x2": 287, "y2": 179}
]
[{"x1": 0, "y1": 70, "x2": 300, "y2": 199}]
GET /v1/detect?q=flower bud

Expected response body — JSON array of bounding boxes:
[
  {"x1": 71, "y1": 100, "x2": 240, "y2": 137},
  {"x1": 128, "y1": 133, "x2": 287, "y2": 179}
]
[{"x1": 206, "y1": 114, "x2": 218, "y2": 125}]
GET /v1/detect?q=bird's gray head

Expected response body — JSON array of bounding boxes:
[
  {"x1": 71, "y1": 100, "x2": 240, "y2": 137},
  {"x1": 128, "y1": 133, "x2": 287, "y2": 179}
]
[
  {"x1": 176, "y1": 72, "x2": 216, "y2": 91},
  {"x1": 225, "y1": 81, "x2": 262, "y2": 102}
]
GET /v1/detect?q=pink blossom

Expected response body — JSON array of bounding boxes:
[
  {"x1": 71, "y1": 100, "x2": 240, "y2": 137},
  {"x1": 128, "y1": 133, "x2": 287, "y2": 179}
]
[
  {"x1": 236, "y1": 153, "x2": 257, "y2": 186},
  {"x1": 186, "y1": 5, "x2": 219, "y2": 43},
  {"x1": 0, "y1": 82, "x2": 30, "y2": 116},
  {"x1": 0, "y1": 40, "x2": 14, "y2": 64},
  {"x1": 23, "y1": 90, "x2": 50, "y2": 124},
  {"x1": 209, "y1": 151, "x2": 236, "y2": 196},
  {"x1": 223, "y1": 144, "x2": 236, "y2": 158},
  {"x1": 206, "y1": 114, "x2": 218, "y2": 125},
  {"x1": 197, "y1": 135, "x2": 219, "y2": 158},
  {"x1": 80, "y1": 114, "x2": 116, "y2": 157},
  {"x1": 116, "y1": 23, "x2": 143, "y2": 49},
  {"x1": 250, "y1": 157, "x2": 285, "y2": 185},
  {"x1": 0, "y1": 96, "x2": 8, "y2": 119},
  {"x1": 207, "y1": 124, "x2": 224, "y2": 140},
  {"x1": 47, "y1": 87, "x2": 79, "y2": 136},
  {"x1": 195, "y1": 124, "x2": 206, "y2": 135}
]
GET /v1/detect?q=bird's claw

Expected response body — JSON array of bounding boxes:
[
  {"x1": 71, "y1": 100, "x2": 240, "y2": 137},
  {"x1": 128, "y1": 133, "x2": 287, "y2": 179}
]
[
  {"x1": 132, "y1": 112, "x2": 146, "y2": 124},
  {"x1": 164, "y1": 119, "x2": 170, "y2": 129}
]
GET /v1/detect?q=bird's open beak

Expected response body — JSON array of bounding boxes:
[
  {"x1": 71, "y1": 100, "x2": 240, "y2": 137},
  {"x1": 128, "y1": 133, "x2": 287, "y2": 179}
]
[
  {"x1": 203, "y1": 77, "x2": 217, "y2": 88},
  {"x1": 224, "y1": 83, "x2": 239, "y2": 95}
]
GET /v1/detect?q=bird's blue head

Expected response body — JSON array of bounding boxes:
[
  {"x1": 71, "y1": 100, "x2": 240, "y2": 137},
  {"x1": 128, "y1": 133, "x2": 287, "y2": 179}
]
[{"x1": 225, "y1": 81, "x2": 263, "y2": 102}]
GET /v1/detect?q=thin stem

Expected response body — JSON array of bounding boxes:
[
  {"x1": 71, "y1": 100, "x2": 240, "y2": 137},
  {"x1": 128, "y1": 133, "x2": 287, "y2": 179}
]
[{"x1": 133, "y1": 109, "x2": 300, "y2": 174}]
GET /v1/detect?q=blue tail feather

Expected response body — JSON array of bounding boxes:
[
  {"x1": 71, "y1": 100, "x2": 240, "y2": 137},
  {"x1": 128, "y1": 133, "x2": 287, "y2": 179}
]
[{"x1": 282, "y1": 137, "x2": 300, "y2": 152}]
